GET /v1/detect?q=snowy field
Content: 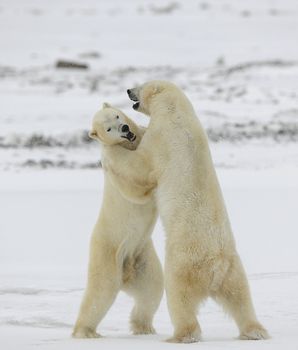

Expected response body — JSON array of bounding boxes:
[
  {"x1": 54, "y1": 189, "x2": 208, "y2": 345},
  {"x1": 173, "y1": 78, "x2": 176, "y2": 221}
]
[{"x1": 1, "y1": 0, "x2": 298, "y2": 349}]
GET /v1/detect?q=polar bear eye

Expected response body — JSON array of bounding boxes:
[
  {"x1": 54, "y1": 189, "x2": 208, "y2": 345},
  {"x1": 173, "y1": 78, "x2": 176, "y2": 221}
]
[
  {"x1": 107, "y1": 128, "x2": 111, "y2": 132},
  {"x1": 116, "y1": 116, "x2": 119, "y2": 119}
]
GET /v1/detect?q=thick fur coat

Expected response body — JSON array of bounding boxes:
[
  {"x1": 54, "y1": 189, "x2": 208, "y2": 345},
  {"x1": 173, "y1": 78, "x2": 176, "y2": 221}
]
[{"x1": 72, "y1": 104, "x2": 163, "y2": 338}]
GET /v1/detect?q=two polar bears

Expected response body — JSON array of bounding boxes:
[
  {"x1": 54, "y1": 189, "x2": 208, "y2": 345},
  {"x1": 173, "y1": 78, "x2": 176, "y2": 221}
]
[{"x1": 73, "y1": 81, "x2": 268, "y2": 342}]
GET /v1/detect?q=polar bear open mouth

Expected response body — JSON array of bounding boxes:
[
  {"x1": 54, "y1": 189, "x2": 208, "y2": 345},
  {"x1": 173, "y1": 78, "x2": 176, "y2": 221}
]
[{"x1": 121, "y1": 131, "x2": 136, "y2": 142}]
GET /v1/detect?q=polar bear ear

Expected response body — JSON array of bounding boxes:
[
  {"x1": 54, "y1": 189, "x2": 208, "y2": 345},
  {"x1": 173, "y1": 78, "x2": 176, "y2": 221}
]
[
  {"x1": 102, "y1": 102, "x2": 112, "y2": 109},
  {"x1": 88, "y1": 129, "x2": 98, "y2": 139}
]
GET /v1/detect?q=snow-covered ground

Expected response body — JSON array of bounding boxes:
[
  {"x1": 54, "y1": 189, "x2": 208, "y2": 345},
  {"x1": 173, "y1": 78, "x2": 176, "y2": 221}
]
[
  {"x1": 0, "y1": 0, "x2": 298, "y2": 349},
  {"x1": 1, "y1": 170, "x2": 298, "y2": 349}
]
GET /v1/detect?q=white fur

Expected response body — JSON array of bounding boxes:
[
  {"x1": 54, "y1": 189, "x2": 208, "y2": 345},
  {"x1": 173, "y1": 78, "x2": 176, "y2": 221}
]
[
  {"x1": 104, "y1": 81, "x2": 269, "y2": 343},
  {"x1": 72, "y1": 104, "x2": 163, "y2": 338}
]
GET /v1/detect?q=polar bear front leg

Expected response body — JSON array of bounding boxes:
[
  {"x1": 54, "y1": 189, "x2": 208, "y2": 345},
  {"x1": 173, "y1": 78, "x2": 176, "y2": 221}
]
[
  {"x1": 103, "y1": 145, "x2": 154, "y2": 191},
  {"x1": 106, "y1": 165, "x2": 154, "y2": 204},
  {"x1": 72, "y1": 241, "x2": 121, "y2": 338}
]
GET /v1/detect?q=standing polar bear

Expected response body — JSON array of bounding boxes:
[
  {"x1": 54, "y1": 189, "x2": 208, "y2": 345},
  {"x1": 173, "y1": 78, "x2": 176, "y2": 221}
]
[
  {"x1": 104, "y1": 81, "x2": 269, "y2": 343},
  {"x1": 72, "y1": 103, "x2": 163, "y2": 338}
]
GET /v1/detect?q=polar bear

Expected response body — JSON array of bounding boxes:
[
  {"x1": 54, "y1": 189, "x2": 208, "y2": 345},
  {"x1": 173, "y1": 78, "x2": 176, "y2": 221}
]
[
  {"x1": 103, "y1": 81, "x2": 269, "y2": 343},
  {"x1": 72, "y1": 103, "x2": 163, "y2": 338}
]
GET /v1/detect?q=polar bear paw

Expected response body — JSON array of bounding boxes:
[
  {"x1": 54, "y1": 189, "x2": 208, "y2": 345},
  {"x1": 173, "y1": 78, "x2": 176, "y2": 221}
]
[
  {"x1": 72, "y1": 327, "x2": 101, "y2": 339},
  {"x1": 131, "y1": 321, "x2": 156, "y2": 335},
  {"x1": 166, "y1": 326, "x2": 201, "y2": 343},
  {"x1": 240, "y1": 322, "x2": 269, "y2": 340}
]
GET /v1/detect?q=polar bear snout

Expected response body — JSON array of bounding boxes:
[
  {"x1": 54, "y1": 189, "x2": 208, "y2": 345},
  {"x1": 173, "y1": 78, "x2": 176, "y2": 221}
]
[
  {"x1": 127, "y1": 89, "x2": 139, "y2": 101},
  {"x1": 118, "y1": 123, "x2": 136, "y2": 142}
]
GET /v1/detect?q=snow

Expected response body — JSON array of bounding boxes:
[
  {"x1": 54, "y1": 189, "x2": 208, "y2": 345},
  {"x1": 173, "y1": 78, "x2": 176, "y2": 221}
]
[
  {"x1": 1, "y1": 169, "x2": 298, "y2": 349},
  {"x1": 1, "y1": 0, "x2": 298, "y2": 349}
]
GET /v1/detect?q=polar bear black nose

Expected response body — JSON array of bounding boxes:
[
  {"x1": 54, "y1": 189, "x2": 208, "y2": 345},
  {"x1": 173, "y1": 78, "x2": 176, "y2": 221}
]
[
  {"x1": 121, "y1": 124, "x2": 129, "y2": 132},
  {"x1": 127, "y1": 89, "x2": 131, "y2": 95}
]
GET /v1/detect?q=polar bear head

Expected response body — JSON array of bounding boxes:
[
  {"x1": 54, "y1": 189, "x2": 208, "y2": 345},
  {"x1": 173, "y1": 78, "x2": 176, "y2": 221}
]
[
  {"x1": 127, "y1": 80, "x2": 177, "y2": 115},
  {"x1": 89, "y1": 103, "x2": 137, "y2": 145}
]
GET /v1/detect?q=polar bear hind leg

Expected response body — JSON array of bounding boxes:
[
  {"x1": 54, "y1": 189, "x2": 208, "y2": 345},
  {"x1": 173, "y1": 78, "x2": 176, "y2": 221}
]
[
  {"x1": 72, "y1": 241, "x2": 121, "y2": 338},
  {"x1": 164, "y1": 267, "x2": 208, "y2": 343},
  {"x1": 212, "y1": 255, "x2": 269, "y2": 340},
  {"x1": 122, "y1": 240, "x2": 163, "y2": 335}
]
